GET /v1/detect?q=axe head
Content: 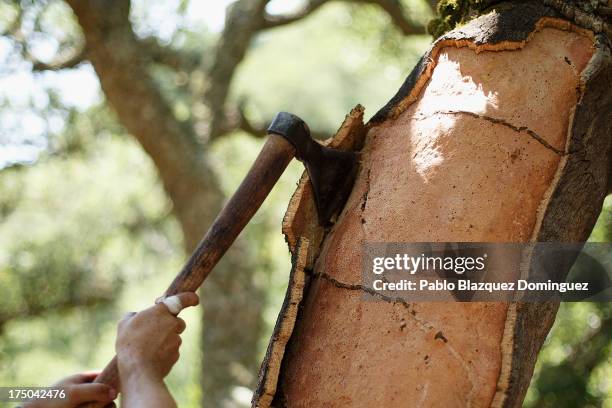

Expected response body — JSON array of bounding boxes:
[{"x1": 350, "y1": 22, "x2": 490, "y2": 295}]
[{"x1": 268, "y1": 112, "x2": 359, "y2": 226}]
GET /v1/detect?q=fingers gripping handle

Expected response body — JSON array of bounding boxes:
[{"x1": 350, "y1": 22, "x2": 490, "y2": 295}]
[
  {"x1": 91, "y1": 356, "x2": 120, "y2": 393},
  {"x1": 77, "y1": 356, "x2": 119, "y2": 408},
  {"x1": 83, "y1": 133, "x2": 297, "y2": 406}
]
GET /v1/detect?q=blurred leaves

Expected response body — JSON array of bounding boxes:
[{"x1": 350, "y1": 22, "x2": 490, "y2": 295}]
[
  {"x1": 233, "y1": 2, "x2": 430, "y2": 133},
  {"x1": 0, "y1": 102, "x2": 183, "y2": 383}
]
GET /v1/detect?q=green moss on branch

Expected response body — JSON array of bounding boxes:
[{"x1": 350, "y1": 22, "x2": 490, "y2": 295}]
[{"x1": 428, "y1": 0, "x2": 500, "y2": 38}]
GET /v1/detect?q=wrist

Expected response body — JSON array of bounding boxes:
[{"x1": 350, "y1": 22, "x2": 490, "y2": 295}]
[
  {"x1": 118, "y1": 360, "x2": 175, "y2": 408},
  {"x1": 118, "y1": 353, "x2": 162, "y2": 384}
]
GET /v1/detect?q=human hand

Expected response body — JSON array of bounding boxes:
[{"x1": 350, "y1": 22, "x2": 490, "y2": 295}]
[
  {"x1": 22, "y1": 371, "x2": 117, "y2": 408},
  {"x1": 115, "y1": 292, "x2": 199, "y2": 383}
]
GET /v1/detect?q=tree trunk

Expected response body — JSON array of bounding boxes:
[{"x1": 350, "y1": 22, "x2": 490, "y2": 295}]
[
  {"x1": 252, "y1": 2, "x2": 612, "y2": 407},
  {"x1": 66, "y1": 2, "x2": 264, "y2": 405}
]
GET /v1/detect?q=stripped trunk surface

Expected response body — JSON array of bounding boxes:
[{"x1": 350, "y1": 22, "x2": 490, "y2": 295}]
[{"x1": 253, "y1": 3, "x2": 612, "y2": 407}]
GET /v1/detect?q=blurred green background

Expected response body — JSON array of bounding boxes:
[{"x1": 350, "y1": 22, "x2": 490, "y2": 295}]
[{"x1": 0, "y1": 1, "x2": 610, "y2": 407}]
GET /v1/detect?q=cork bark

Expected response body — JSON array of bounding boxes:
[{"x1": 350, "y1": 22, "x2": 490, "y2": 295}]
[{"x1": 253, "y1": 3, "x2": 612, "y2": 407}]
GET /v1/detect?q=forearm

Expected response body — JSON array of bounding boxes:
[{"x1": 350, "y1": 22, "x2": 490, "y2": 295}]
[
  {"x1": 114, "y1": 293, "x2": 197, "y2": 407},
  {"x1": 120, "y1": 367, "x2": 176, "y2": 408}
]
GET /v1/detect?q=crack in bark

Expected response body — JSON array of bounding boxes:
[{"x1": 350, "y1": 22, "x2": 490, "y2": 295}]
[
  {"x1": 308, "y1": 270, "x2": 436, "y2": 332},
  {"x1": 434, "y1": 110, "x2": 567, "y2": 156},
  {"x1": 307, "y1": 269, "x2": 389, "y2": 299}
]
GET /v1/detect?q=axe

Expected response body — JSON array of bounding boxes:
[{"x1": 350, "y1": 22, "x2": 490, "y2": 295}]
[{"x1": 88, "y1": 112, "x2": 358, "y2": 398}]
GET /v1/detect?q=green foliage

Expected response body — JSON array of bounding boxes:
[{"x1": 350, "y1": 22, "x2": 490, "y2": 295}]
[
  {"x1": 0, "y1": 104, "x2": 184, "y2": 387},
  {"x1": 233, "y1": 3, "x2": 430, "y2": 132},
  {"x1": 525, "y1": 303, "x2": 612, "y2": 407},
  {"x1": 590, "y1": 196, "x2": 612, "y2": 243},
  {"x1": 346, "y1": 1, "x2": 433, "y2": 61}
]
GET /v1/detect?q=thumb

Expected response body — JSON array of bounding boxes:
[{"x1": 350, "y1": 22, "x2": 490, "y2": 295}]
[
  {"x1": 174, "y1": 292, "x2": 199, "y2": 308},
  {"x1": 68, "y1": 383, "x2": 117, "y2": 404}
]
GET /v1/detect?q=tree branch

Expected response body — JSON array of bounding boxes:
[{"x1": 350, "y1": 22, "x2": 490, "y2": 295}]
[
  {"x1": 361, "y1": 0, "x2": 427, "y2": 35},
  {"x1": 66, "y1": 0, "x2": 223, "y2": 250},
  {"x1": 207, "y1": 0, "x2": 424, "y2": 142},
  {"x1": 236, "y1": 104, "x2": 268, "y2": 137},
  {"x1": 139, "y1": 37, "x2": 201, "y2": 71},
  {"x1": 261, "y1": 0, "x2": 329, "y2": 29},
  {"x1": 261, "y1": 0, "x2": 427, "y2": 35},
  {"x1": 205, "y1": 0, "x2": 270, "y2": 141},
  {"x1": 31, "y1": 46, "x2": 87, "y2": 71},
  {"x1": 218, "y1": 100, "x2": 330, "y2": 141}
]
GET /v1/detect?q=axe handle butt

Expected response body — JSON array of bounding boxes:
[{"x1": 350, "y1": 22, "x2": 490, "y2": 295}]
[{"x1": 84, "y1": 134, "x2": 295, "y2": 405}]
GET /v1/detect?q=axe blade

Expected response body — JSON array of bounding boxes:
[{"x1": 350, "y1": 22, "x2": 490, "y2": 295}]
[{"x1": 267, "y1": 111, "x2": 359, "y2": 225}]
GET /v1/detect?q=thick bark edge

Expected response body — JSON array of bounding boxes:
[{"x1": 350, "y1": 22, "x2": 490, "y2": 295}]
[
  {"x1": 252, "y1": 238, "x2": 310, "y2": 408},
  {"x1": 492, "y1": 33, "x2": 612, "y2": 407},
  {"x1": 252, "y1": 106, "x2": 367, "y2": 407}
]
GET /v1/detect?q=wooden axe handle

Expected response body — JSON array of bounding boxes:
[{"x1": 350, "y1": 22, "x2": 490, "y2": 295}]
[{"x1": 83, "y1": 134, "x2": 295, "y2": 405}]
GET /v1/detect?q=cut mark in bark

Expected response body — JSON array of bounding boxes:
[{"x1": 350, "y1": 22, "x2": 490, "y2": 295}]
[
  {"x1": 434, "y1": 110, "x2": 568, "y2": 156},
  {"x1": 360, "y1": 168, "x2": 371, "y2": 212},
  {"x1": 360, "y1": 168, "x2": 371, "y2": 225},
  {"x1": 434, "y1": 331, "x2": 448, "y2": 343}
]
